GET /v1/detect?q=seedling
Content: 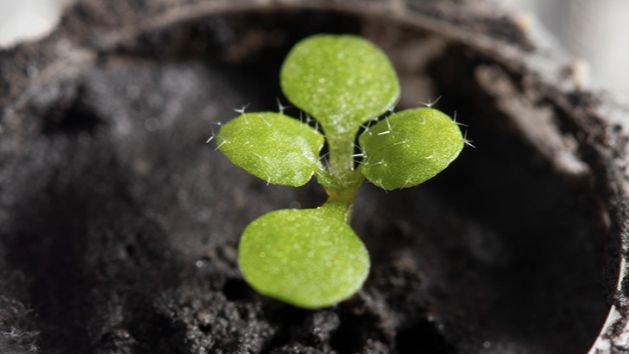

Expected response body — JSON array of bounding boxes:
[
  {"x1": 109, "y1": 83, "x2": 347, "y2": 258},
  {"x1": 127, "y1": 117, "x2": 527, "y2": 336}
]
[{"x1": 215, "y1": 34, "x2": 464, "y2": 309}]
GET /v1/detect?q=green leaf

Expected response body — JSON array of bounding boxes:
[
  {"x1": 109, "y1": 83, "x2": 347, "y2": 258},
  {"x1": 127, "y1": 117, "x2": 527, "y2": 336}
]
[
  {"x1": 217, "y1": 112, "x2": 324, "y2": 187},
  {"x1": 238, "y1": 208, "x2": 370, "y2": 309},
  {"x1": 280, "y1": 34, "x2": 400, "y2": 138},
  {"x1": 359, "y1": 108, "x2": 464, "y2": 190}
]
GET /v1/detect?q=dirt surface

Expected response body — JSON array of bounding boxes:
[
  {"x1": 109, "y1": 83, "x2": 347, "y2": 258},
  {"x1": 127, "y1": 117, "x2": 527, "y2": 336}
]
[{"x1": 2, "y1": 1, "x2": 629, "y2": 353}]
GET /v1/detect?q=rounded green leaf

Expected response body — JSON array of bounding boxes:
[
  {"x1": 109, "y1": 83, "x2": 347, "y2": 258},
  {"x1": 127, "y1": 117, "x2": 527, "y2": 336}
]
[
  {"x1": 218, "y1": 112, "x2": 324, "y2": 186},
  {"x1": 359, "y1": 108, "x2": 464, "y2": 190},
  {"x1": 280, "y1": 34, "x2": 400, "y2": 137},
  {"x1": 238, "y1": 208, "x2": 370, "y2": 309}
]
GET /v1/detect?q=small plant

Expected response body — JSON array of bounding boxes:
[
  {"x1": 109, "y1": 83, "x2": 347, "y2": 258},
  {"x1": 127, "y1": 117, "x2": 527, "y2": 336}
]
[{"x1": 215, "y1": 34, "x2": 464, "y2": 309}]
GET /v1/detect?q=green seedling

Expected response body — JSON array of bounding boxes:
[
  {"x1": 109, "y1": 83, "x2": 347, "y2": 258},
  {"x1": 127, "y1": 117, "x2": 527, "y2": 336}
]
[{"x1": 215, "y1": 34, "x2": 465, "y2": 309}]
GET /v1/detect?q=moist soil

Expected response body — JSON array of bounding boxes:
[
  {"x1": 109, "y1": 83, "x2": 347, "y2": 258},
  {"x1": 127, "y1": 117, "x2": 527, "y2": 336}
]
[{"x1": 0, "y1": 1, "x2": 623, "y2": 353}]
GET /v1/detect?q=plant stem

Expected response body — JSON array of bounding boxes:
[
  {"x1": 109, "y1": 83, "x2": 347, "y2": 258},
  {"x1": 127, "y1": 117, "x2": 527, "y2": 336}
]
[
  {"x1": 320, "y1": 125, "x2": 364, "y2": 223},
  {"x1": 327, "y1": 134, "x2": 353, "y2": 177},
  {"x1": 321, "y1": 184, "x2": 360, "y2": 223},
  {"x1": 326, "y1": 132, "x2": 363, "y2": 187}
]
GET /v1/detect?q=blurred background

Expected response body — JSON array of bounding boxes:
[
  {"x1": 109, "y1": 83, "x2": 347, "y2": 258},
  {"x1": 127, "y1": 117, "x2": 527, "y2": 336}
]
[
  {"x1": 2, "y1": 0, "x2": 628, "y2": 102},
  {"x1": 503, "y1": 0, "x2": 629, "y2": 102}
]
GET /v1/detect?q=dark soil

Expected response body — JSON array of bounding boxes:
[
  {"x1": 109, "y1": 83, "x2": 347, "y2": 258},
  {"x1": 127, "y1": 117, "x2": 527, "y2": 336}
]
[{"x1": 1, "y1": 1, "x2": 627, "y2": 353}]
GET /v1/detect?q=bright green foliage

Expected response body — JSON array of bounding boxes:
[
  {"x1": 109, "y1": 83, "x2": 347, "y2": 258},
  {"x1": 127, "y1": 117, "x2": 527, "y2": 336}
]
[
  {"x1": 215, "y1": 34, "x2": 465, "y2": 309},
  {"x1": 360, "y1": 108, "x2": 464, "y2": 190},
  {"x1": 239, "y1": 207, "x2": 369, "y2": 309},
  {"x1": 217, "y1": 112, "x2": 324, "y2": 187},
  {"x1": 281, "y1": 34, "x2": 399, "y2": 136}
]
